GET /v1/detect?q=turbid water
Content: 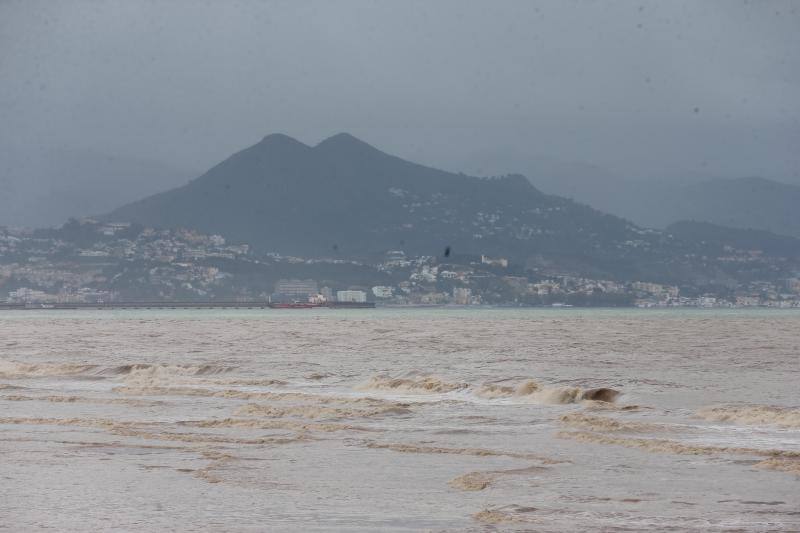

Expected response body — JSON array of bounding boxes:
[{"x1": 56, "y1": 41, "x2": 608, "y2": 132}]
[{"x1": 1, "y1": 308, "x2": 799, "y2": 531}]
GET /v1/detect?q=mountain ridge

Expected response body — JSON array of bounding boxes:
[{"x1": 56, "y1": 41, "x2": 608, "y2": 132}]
[
  {"x1": 108, "y1": 133, "x2": 557, "y2": 257},
  {"x1": 519, "y1": 166, "x2": 800, "y2": 238},
  {"x1": 106, "y1": 133, "x2": 800, "y2": 286}
]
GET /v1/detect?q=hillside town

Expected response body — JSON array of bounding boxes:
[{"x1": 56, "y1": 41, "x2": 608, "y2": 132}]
[{"x1": 1, "y1": 218, "x2": 800, "y2": 308}]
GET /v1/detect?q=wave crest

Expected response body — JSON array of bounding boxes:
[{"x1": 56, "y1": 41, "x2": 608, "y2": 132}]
[
  {"x1": 0, "y1": 361, "x2": 98, "y2": 379},
  {"x1": 122, "y1": 364, "x2": 237, "y2": 387},
  {"x1": 476, "y1": 380, "x2": 620, "y2": 405},
  {"x1": 559, "y1": 413, "x2": 662, "y2": 433},
  {"x1": 696, "y1": 405, "x2": 800, "y2": 429},
  {"x1": 356, "y1": 373, "x2": 468, "y2": 394},
  {"x1": 0, "y1": 360, "x2": 238, "y2": 383}
]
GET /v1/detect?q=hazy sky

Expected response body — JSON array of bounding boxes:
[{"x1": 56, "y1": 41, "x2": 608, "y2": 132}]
[{"x1": 1, "y1": 0, "x2": 799, "y2": 183}]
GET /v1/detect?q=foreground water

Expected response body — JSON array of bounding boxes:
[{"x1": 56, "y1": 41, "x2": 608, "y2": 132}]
[{"x1": 1, "y1": 308, "x2": 798, "y2": 531}]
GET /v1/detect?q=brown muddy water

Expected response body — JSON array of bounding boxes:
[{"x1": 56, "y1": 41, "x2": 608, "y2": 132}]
[{"x1": 1, "y1": 308, "x2": 799, "y2": 531}]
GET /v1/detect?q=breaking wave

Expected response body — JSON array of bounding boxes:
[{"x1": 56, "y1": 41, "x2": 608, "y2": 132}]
[
  {"x1": 355, "y1": 374, "x2": 622, "y2": 405},
  {"x1": 0, "y1": 360, "x2": 238, "y2": 382},
  {"x1": 474, "y1": 383, "x2": 517, "y2": 398},
  {"x1": 356, "y1": 373, "x2": 468, "y2": 394},
  {"x1": 121, "y1": 364, "x2": 238, "y2": 387},
  {"x1": 476, "y1": 380, "x2": 620, "y2": 405},
  {"x1": 0, "y1": 361, "x2": 98, "y2": 379},
  {"x1": 580, "y1": 388, "x2": 622, "y2": 402},
  {"x1": 696, "y1": 405, "x2": 800, "y2": 429},
  {"x1": 558, "y1": 413, "x2": 665, "y2": 433}
]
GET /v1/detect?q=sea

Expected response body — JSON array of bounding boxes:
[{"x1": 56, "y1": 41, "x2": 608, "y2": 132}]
[{"x1": 1, "y1": 308, "x2": 799, "y2": 531}]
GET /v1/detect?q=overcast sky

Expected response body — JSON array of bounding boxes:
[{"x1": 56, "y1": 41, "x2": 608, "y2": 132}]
[{"x1": 1, "y1": 0, "x2": 798, "y2": 184}]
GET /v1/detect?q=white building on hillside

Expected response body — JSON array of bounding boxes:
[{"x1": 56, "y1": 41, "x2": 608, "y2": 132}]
[
  {"x1": 371, "y1": 286, "x2": 394, "y2": 299},
  {"x1": 337, "y1": 290, "x2": 367, "y2": 303}
]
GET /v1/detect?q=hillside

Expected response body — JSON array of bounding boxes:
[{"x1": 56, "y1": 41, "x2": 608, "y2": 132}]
[
  {"x1": 666, "y1": 220, "x2": 800, "y2": 258},
  {"x1": 107, "y1": 133, "x2": 800, "y2": 285},
  {"x1": 523, "y1": 169, "x2": 800, "y2": 238},
  {"x1": 109, "y1": 134, "x2": 634, "y2": 261},
  {"x1": 671, "y1": 178, "x2": 800, "y2": 238}
]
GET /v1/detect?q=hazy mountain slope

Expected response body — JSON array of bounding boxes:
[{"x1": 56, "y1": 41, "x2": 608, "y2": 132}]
[
  {"x1": 0, "y1": 147, "x2": 195, "y2": 228},
  {"x1": 459, "y1": 152, "x2": 642, "y2": 220},
  {"x1": 106, "y1": 133, "x2": 800, "y2": 285},
  {"x1": 109, "y1": 133, "x2": 636, "y2": 259},
  {"x1": 579, "y1": 177, "x2": 800, "y2": 237},
  {"x1": 459, "y1": 152, "x2": 690, "y2": 231},
  {"x1": 667, "y1": 220, "x2": 800, "y2": 258},
  {"x1": 672, "y1": 178, "x2": 800, "y2": 238},
  {"x1": 520, "y1": 167, "x2": 800, "y2": 238}
]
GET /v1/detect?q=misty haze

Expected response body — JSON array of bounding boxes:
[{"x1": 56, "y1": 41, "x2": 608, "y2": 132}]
[{"x1": 1, "y1": 1, "x2": 799, "y2": 531}]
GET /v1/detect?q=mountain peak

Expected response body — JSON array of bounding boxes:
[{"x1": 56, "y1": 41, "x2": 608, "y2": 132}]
[
  {"x1": 258, "y1": 133, "x2": 310, "y2": 149},
  {"x1": 315, "y1": 132, "x2": 381, "y2": 153}
]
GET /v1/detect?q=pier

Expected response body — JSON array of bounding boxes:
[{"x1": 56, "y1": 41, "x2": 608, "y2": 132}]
[
  {"x1": 0, "y1": 301, "x2": 271, "y2": 310},
  {"x1": 0, "y1": 301, "x2": 375, "y2": 310}
]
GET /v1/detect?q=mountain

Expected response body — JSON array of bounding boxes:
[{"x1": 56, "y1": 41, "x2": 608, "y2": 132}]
[
  {"x1": 587, "y1": 176, "x2": 800, "y2": 239},
  {"x1": 0, "y1": 147, "x2": 195, "y2": 228},
  {"x1": 663, "y1": 178, "x2": 800, "y2": 238},
  {"x1": 107, "y1": 133, "x2": 800, "y2": 285},
  {"x1": 666, "y1": 220, "x2": 800, "y2": 258},
  {"x1": 524, "y1": 173, "x2": 686, "y2": 231},
  {"x1": 517, "y1": 165, "x2": 800, "y2": 238},
  {"x1": 109, "y1": 133, "x2": 632, "y2": 260},
  {"x1": 460, "y1": 152, "x2": 631, "y2": 206}
]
